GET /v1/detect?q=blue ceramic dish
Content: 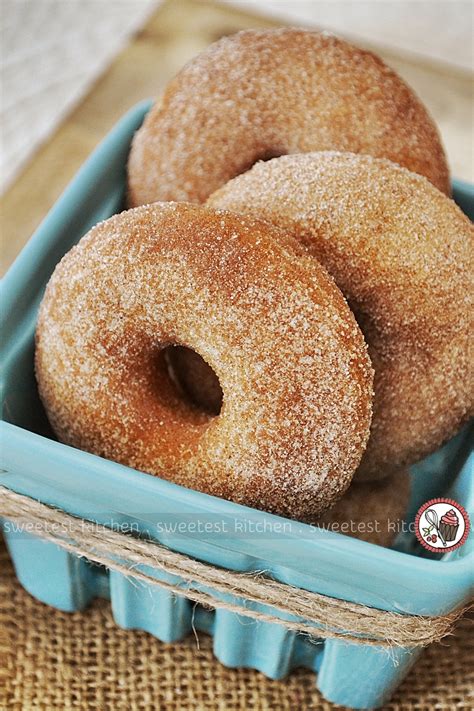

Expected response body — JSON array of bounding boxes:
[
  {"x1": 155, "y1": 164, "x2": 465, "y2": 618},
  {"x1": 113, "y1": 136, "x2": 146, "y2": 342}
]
[{"x1": 1, "y1": 102, "x2": 473, "y2": 709}]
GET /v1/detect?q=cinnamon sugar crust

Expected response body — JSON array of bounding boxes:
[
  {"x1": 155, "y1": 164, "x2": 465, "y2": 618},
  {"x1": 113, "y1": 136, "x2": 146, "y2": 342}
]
[
  {"x1": 128, "y1": 28, "x2": 450, "y2": 207},
  {"x1": 315, "y1": 469, "x2": 410, "y2": 546},
  {"x1": 208, "y1": 152, "x2": 473, "y2": 480},
  {"x1": 35, "y1": 202, "x2": 374, "y2": 519}
]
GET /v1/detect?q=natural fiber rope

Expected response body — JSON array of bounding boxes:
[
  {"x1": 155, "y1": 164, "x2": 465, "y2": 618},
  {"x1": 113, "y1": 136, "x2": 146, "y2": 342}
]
[{"x1": 1, "y1": 486, "x2": 469, "y2": 648}]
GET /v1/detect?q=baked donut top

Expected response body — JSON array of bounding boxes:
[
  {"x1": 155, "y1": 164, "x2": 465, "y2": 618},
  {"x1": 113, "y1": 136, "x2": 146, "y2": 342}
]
[
  {"x1": 35, "y1": 203, "x2": 374, "y2": 518},
  {"x1": 208, "y1": 152, "x2": 473, "y2": 477},
  {"x1": 128, "y1": 27, "x2": 449, "y2": 206}
]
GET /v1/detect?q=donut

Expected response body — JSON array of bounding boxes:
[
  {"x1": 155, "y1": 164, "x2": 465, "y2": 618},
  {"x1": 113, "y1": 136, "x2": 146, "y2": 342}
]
[
  {"x1": 127, "y1": 28, "x2": 450, "y2": 207},
  {"x1": 208, "y1": 152, "x2": 473, "y2": 480},
  {"x1": 314, "y1": 469, "x2": 410, "y2": 546},
  {"x1": 35, "y1": 202, "x2": 374, "y2": 519}
]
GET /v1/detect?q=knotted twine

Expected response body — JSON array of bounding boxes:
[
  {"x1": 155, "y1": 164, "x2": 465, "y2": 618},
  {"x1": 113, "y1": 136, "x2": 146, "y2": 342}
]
[{"x1": 1, "y1": 486, "x2": 469, "y2": 649}]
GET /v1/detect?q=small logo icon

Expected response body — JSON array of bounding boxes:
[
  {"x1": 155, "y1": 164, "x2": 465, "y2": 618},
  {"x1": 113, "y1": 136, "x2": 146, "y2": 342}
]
[{"x1": 415, "y1": 498, "x2": 470, "y2": 553}]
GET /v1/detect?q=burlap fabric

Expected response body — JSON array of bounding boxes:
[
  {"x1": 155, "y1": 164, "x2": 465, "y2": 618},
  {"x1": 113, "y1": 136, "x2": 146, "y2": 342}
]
[{"x1": 1, "y1": 539, "x2": 472, "y2": 710}]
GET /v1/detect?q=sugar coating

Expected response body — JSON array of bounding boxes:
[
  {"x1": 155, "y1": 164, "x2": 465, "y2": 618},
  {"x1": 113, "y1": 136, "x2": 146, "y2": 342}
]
[
  {"x1": 208, "y1": 152, "x2": 474, "y2": 480},
  {"x1": 315, "y1": 469, "x2": 410, "y2": 546},
  {"x1": 35, "y1": 203, "x2": 374, "y2": 519},
  {"x1": 128, "y1": 28, "x2": 450, "y2": 207}
]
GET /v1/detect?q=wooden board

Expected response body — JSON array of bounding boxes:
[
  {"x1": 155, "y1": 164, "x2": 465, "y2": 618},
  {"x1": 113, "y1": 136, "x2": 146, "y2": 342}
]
[{"x1": 1, "y1": 0, "x2": 472, "y2": 274}]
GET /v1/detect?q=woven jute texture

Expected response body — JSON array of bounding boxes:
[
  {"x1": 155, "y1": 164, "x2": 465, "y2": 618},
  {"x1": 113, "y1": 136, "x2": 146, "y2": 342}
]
[
  {"x1": 2, "y1": 487, "x2": 465, "y2": 649},
  {"x1": 1, "y1": 539, "x2": 472, "y2": 710}
]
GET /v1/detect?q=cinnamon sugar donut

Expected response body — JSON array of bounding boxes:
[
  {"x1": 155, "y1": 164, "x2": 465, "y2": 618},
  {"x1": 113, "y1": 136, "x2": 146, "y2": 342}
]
[
  {"x1": 35, "y1": 202, "x2": 373, "y2": 519},
  {"x1": 314, "y1": 469, "x2": 411, "y2": 546},
  {"x1": 128, "y1": 28, "x2": 449, "y2": 207},
  {"x1": 208, "y1": 152, "x2": 473, "y2": 480}
]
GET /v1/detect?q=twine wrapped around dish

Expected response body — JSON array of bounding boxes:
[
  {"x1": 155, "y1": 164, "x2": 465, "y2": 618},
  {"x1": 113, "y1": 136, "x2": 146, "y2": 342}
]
[{"x1": 0, "y1": 486, "x2": 469, "y2": 649}]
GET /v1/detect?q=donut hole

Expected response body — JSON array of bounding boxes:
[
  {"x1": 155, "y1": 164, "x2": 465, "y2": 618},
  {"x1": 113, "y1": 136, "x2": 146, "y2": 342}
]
[
  {"x1": 237, "y1": 149, "x2": 284, "y2": 177},
  {"x1": 256, "y1": 149, "x2": 284, "y2": 163},
  {"x1": 162, "y1": 345, "x2": 223, "y2": 416}
]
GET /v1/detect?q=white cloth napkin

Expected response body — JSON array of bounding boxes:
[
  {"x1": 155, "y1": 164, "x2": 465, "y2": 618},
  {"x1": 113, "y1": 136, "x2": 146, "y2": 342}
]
[{"x1": 1, "y1": 0, "x2": 159, "y2": 194}]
